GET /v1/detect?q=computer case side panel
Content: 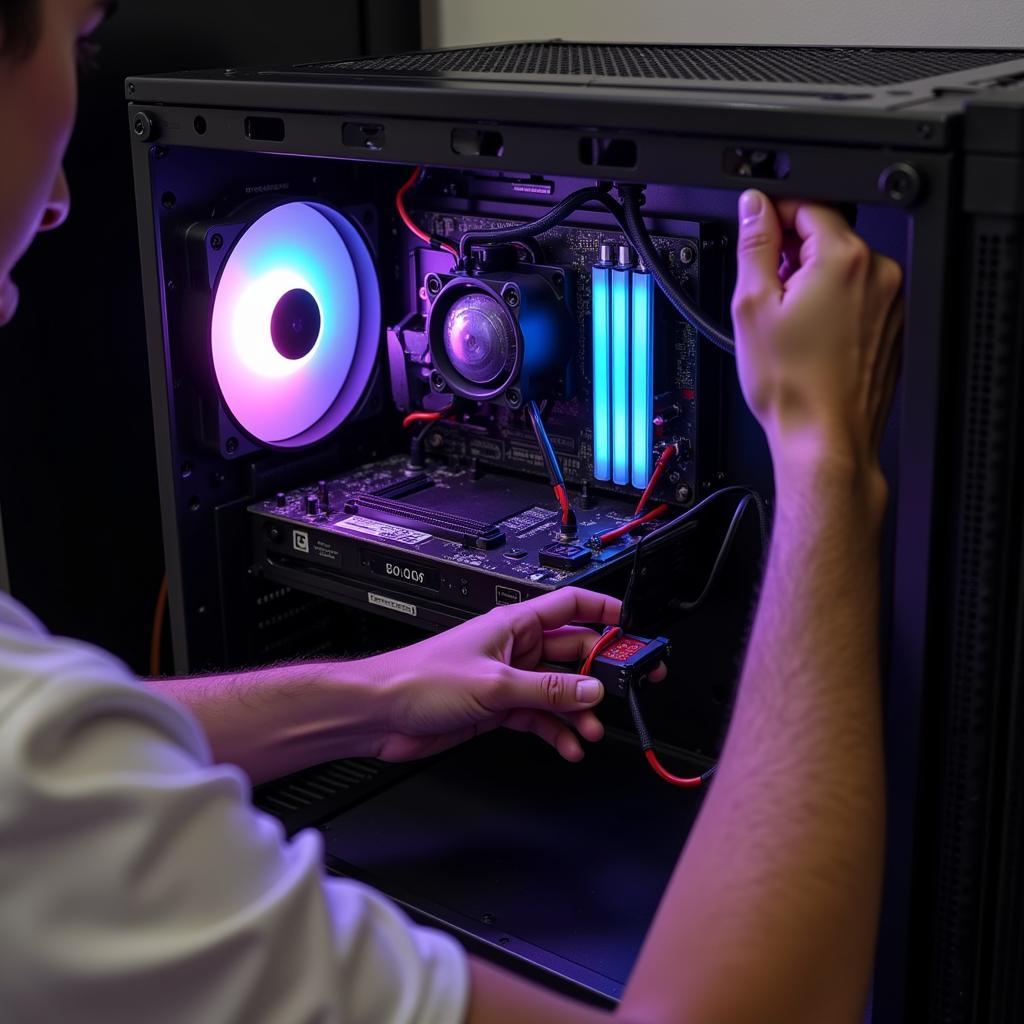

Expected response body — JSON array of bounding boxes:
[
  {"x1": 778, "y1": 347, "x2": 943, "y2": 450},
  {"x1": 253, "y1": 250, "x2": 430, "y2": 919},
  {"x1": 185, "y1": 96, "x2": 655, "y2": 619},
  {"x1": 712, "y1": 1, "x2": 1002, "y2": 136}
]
[{"x1": 923, "y1": 106, "x2": 1024, "y2": 1024}]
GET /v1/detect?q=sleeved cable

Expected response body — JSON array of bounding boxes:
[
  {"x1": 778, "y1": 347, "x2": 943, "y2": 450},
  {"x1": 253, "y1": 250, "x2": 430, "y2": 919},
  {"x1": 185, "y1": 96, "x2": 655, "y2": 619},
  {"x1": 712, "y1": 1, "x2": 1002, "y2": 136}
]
[
  {"x1": 526, "y1": 400, "x2": 577, "y2": 531},
  {"x1": 628, "y1": 682, "x2": 717, "y2": 788},
  {"x1": 618, "y1": 185, "x2": 736, "y2": 355}
]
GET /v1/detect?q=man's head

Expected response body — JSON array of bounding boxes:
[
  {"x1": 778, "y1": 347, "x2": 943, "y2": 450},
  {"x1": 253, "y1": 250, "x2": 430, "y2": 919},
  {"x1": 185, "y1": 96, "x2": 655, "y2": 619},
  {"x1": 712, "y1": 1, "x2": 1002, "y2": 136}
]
[{"x1": 0, "y1": 0, "x2": 111, "y2": 326}]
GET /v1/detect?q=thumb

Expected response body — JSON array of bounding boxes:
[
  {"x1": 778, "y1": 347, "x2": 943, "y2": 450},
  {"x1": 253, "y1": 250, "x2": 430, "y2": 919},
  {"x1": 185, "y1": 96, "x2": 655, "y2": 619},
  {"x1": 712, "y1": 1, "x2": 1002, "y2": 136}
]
[
  {"x1": 496, "y1": 665, "x2": 605, "y2": 713},
  {"x1": 734, "y1": 189, "x2": 783, "y2": 305}
]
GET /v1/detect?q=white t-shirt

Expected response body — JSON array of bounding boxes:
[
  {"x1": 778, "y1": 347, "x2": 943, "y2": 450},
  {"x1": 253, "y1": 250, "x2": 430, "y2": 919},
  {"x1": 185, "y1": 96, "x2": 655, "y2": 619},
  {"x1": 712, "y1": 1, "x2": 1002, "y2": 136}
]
[{"x1": 0, "y1": 592, "x2": 468, "y2": 1023}]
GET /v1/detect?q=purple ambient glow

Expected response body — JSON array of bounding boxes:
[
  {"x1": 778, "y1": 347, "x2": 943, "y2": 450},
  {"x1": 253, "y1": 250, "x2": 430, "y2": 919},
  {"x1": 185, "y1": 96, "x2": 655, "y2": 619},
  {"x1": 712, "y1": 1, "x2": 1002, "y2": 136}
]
[{"x1": 210, "y1": 202, "x2": 378, "y2": 446}]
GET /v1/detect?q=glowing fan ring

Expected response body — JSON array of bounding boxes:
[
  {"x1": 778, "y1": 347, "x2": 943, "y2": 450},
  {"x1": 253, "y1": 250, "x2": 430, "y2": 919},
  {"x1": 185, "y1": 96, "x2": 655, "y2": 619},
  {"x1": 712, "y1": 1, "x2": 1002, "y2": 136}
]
[{"x1": 210, "y1": 201, "x2": 380, "y2": 448}]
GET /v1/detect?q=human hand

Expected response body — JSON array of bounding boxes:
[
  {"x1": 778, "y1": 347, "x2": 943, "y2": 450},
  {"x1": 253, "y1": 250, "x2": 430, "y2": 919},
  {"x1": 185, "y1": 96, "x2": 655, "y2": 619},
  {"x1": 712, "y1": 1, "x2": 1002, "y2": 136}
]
[
  {"x1": 731, "y1": 190, "x2": 904, "y2": 509},
  {"x1": 365, "y1": 587, "x2": 656, "y2": 763}
]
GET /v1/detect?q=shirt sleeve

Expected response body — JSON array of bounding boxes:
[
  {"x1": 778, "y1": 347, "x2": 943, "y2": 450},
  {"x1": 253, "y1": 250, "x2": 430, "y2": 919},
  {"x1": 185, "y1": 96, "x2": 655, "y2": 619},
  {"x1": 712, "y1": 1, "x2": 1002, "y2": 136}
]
[{"x1": 0, "y1": 597, "x2": 468, "y2": 1024}]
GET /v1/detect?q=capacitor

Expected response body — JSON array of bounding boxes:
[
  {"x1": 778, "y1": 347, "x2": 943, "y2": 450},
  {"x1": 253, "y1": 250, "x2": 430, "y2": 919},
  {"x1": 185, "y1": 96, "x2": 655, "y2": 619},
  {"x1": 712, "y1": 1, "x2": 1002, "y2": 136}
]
[
  {"x1": 317, "y1": 479, "x2": 330, "y2": 511},
  {"x1": 275, "y1": 492, "x2": 286, "y2": 508},
  {"x1": 305, "y1": 494, "x2": 319, "y2": 516}
]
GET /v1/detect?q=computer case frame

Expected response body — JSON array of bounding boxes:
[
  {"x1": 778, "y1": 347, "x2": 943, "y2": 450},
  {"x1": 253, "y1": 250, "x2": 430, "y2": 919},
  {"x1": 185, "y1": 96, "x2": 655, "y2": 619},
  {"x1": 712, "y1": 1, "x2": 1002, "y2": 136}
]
[{"x1": 126, "y1": 44, "x2": 1024, "y2": 1022}]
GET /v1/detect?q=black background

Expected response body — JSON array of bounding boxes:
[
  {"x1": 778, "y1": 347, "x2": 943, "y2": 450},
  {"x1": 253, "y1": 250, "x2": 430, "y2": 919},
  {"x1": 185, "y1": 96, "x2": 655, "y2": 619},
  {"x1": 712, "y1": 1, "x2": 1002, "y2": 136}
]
[{"x1": 0, "y1": 0, "x2": 420, "y2": 673}]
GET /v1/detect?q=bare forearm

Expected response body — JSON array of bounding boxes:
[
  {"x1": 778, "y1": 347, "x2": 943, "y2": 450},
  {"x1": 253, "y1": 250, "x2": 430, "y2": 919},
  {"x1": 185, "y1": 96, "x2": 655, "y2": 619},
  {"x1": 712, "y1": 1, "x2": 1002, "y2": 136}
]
[
  {"x1": 619, "y1": 460, "x2": 886, "y2": 1024},
  {"x1": 144, "y1": 658, "x2": 391, "y2": 784}
]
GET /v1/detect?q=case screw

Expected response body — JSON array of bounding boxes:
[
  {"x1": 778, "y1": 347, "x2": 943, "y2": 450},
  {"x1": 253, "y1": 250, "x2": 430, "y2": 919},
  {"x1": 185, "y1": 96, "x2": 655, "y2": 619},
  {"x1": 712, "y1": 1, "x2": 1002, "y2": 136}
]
[
  {"x1": 430, "y1": 371, "x2": 447, "y2": 392},
  {"x1": 225, "y1": 437, "x2": 238, "y2": 454},
  {"x1": 675, "y1": 483, "x2": 693, "y2": 504},
  {"x1": 505, "y1": 388, "x2": 523, "y2": 408},
  {"x1": 679, "y1": 244, "x2": 697, "y2": 266},
  {"x1": 502, "y1": 285, "x2": 520, "y2": 308},
  {"x1": 425, "y1": 274, "x2": 442, "y2": 297},
  {"x1": 210, "y1": 233, "x2": 224, "y2": 251},
  {"x1": 132, "y1": 110, "x2": 156, "y2": 141},
  {"x1": 878, "y1": 162, "x2": 922, "y2": 206}
]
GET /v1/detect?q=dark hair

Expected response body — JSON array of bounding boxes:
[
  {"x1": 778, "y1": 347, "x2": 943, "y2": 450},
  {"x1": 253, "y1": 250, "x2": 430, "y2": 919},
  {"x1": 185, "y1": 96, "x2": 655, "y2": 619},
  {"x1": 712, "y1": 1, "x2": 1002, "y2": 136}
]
[{"x1": 0, "y1": 0, "x2": 40, "y2": 58}]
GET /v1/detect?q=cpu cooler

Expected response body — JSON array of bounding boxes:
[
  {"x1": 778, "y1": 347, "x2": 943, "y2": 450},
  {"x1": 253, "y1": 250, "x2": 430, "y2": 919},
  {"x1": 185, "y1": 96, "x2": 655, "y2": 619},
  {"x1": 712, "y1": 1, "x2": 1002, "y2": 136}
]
[{"x1": 422, "y1": 255, "x2": 573, "y2": 409}]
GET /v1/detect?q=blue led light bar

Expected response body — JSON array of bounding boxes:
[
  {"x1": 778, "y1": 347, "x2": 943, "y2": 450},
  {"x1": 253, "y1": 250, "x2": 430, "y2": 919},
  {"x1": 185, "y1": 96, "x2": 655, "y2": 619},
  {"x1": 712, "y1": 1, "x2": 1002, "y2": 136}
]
[
  {"x1": 591, "y1": 262, "x2": 612, "y2": 481},
  {"x1": 630, "y1": 269, "x2": 655, "y2": 490},
  {"x1": 611, "y1": 265, "x2": 632, "y2": 486}
]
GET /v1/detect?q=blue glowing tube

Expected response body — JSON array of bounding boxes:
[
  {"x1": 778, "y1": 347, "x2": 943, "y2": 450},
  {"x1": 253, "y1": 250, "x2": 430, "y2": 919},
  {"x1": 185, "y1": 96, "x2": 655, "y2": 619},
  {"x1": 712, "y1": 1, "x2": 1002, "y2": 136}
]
[
  {"x1": 631, "y1": 269, "x2": 655, "y2": 490},
  {"x1": 591, "y1": 262, "x2": 612, "y2": 481},
  {"x1": 611, "y1": 265, "x2": 632, "y2": 486}
]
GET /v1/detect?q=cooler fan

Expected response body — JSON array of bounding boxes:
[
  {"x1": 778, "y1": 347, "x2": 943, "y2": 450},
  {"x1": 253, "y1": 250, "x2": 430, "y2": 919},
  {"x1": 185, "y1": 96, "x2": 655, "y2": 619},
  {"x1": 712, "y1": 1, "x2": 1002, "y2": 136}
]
[{"x1": 209, "y1": 201, "x2": 380, "y2": 448}]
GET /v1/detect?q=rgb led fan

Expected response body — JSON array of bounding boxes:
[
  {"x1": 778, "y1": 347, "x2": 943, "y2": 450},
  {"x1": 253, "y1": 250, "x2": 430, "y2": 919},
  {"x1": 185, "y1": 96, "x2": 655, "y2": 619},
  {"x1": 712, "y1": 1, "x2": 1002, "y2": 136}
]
[{"x1": 209, "y1": 201, "x2": 380, "y2": 448}]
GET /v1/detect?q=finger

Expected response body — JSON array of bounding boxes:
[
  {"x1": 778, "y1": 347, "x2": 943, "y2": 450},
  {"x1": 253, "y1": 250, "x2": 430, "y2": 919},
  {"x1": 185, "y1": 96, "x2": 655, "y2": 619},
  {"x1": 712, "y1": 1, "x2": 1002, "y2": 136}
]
[
  {"x1": 495, "y1": 663, "x2": 605, "y2": 712},
  {"x1": 502, "y1": 709, "x2": 586, "y2": 762},
  {"x1": 513, "y1": 587, "x2": 622, "y2": 632},
  {"x1": 734, "y1": 189, "x2": 784, "y2": 305},
  {"x1": 540, "y1": 624, "x2": 604, "y2": 664},
  {"x1": 563, "y1": 709, "x2": 605, "y2": 743},
  {"x1": 775, "y1": 199, "x2": 853, "y2": 242},
  {"x1": 779, "y1": 231, "x2": 802, "y2": 283}
]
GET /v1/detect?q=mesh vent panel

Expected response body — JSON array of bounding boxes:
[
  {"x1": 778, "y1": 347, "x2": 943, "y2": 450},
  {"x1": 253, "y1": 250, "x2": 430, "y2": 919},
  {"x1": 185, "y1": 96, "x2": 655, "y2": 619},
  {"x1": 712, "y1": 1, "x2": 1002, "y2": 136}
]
[
  {"x1": 312, "y1": 43, "x2": 1024, "y2": 87},
  {"x1": 932, "y1": 222, "x2": 1022, "y2": 1022},
  {"x1": 255, "y1": 758, "x2": 411, "y2": 836}
]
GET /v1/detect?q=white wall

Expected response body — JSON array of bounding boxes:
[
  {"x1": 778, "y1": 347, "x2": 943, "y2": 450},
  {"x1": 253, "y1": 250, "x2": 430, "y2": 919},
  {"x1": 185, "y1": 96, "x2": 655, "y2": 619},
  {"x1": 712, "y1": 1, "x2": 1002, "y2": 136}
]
[{"x1": 421, "y1": 0, "x2": 1024, "y2": 49}]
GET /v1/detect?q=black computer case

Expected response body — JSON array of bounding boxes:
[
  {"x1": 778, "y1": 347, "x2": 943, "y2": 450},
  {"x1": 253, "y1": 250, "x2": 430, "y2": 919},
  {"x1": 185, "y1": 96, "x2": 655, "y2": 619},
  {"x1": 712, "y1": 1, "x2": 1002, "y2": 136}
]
[{"x1": 127, "y1": 43, "x2": 1024, "y2": 1021}]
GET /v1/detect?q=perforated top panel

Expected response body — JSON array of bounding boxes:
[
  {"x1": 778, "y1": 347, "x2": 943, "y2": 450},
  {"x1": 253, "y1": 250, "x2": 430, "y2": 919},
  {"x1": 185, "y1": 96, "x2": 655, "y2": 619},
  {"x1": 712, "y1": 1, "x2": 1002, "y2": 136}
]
[{"x1": 311, "y1": 43, "x2": 1024, "y2": 88}]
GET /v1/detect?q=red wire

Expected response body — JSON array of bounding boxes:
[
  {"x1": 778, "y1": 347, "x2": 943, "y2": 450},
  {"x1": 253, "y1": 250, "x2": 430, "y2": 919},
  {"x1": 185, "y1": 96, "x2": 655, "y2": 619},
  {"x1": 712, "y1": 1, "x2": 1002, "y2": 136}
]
[
  {"x1": 644, "y1": 749, "x2": 705, "y2": 788},
  {"x1": 581, "y1": 627, "x2": 622, "y2": 676},
  {"x1": 598, "y1": 503, "x2": 670, "y2": 547},
  {"x1": 553, "y1": 483, "x2": 571, "y2": 526},
  {"x1": 396, "y1": 167, "x2": 458, "y2": 258},
  {"x1": 402, "y1": 411, "x2": 445, "y2": 429},
  {"x1": 635, "y1": 446, "x2": 676, "y2": 516}
]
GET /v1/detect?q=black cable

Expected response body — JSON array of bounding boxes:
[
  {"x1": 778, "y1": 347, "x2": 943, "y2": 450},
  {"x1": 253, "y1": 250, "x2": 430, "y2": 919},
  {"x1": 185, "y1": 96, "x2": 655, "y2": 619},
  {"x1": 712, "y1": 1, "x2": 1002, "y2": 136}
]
[
  {"x1": 458, "y1": 185, "x2": 632, "y2": 263},
  {"x1": 627, "y1": 683, "x2": 655, "y2": 749},
  {"x1": 407, "y1": 420, "x2": 435, "y2": 470},
  {"x1": 620, "y1": 486, "x2": 768, "y2": 629},
  {"x1": 618, "y1": 185, "x2": 736, "y2": 354},
  {"x1": 455, "y1": 182, "x2": 736, "y2": 356},
  {"x1": 526, "y1": 401, "x2": 565, "y2": 489},
  {"x1": 627, "y1": 682, "x2": 718, "y2": 785},
  {"x1": 674, "y1": 494, "x2": 753, "y2": 612}
]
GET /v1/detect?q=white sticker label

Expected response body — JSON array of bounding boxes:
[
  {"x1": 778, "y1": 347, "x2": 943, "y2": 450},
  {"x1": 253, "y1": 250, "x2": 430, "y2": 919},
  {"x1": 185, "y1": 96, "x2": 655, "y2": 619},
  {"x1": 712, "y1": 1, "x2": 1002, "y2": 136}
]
[
  {"x1": 335, "y1": 515, "x2": 431, "y2": 546},
  {"x1": 292, "y1": 530, "x2": 310, "y2": 553},
  {"x1": 499, "y1": 506, "x2": 557, "y2": 535},
  {"x1": 368, "y1": 592, "x2": 418, "y2": 617}
]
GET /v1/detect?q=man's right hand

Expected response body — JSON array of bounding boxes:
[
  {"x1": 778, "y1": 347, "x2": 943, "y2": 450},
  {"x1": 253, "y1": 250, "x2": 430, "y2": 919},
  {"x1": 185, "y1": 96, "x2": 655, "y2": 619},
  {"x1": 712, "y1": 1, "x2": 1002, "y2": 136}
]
[{"x1": 730, "y1": 189, "x2": 904, "y2": 513}]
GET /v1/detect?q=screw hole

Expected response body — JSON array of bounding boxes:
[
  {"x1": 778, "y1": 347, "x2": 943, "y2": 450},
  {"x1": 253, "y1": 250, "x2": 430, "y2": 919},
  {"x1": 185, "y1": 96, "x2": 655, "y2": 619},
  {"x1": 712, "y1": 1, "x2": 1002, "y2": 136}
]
[{"x1": 194, "y1": 115, "x2": 207, "y2": 135}]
